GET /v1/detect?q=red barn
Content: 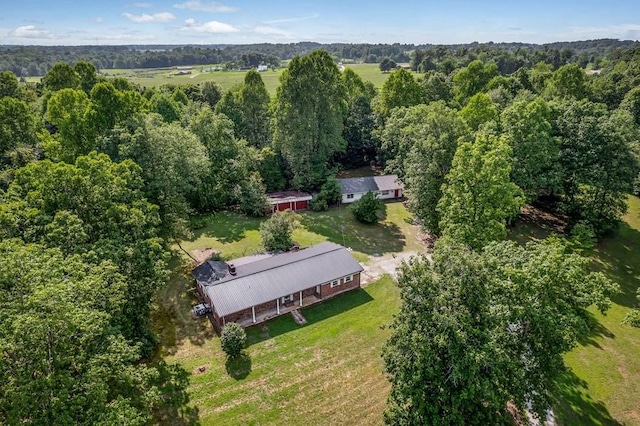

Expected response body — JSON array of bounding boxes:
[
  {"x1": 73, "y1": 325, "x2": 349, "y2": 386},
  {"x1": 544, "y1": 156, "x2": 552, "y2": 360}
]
[{"x1": 266, "y1": 191, "x2": 312, "y2": 213}]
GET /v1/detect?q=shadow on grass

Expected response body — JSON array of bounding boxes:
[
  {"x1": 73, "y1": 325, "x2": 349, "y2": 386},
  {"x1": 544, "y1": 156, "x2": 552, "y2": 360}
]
[
  {"x1": 225, "y1": 352, "x2": 252, "y2": 380},
  {"x1": 187, "y1": 211, "x2": 262, "y2": 244},
  {"x1": 553, "y1": 369, "x2": 622, "y2": 426},
  {"x1": 152, "y1": 361, "x2": 201, "y2": 425},
  {"x1": 577, "y1": 311, "x2": 615, "y2": 349},
  {"x1": 152, "y1": 256, "x2": 216, "y2": 358},
  {"x1": 300, "y1": 209, "x2": 406, "y2": 255},
  {"x1": 245, "y1": 288, "x2": 374, "y2": 346},
  {"x1": 593, "y1": 222, "x2": 640, "y2": 309}
]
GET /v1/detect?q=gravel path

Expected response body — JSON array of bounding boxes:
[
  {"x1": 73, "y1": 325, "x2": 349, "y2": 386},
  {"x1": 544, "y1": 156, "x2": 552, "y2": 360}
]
[{"x1": 360, "y1": 250, "x2": 428, "y2": 285}]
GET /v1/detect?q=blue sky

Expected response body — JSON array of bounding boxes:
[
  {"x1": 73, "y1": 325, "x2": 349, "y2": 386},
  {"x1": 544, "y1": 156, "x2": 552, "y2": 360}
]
[{"x1": 2, "y1": 0, "x2": 640, "y2": 45}]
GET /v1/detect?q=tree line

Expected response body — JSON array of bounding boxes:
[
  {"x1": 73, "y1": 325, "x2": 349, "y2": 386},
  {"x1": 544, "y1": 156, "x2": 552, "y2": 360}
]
[
  {"x1": 1, "y1": 42, "x2": 640, "y2": 422},
  {"x1": 1, "y1": 38, "x2": 639, "y2": 76}
]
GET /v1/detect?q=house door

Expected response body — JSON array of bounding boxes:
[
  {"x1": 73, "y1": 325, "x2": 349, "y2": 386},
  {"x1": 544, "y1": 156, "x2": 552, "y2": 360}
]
[
  {"x1": 315, "y1": 285, "x2": 321, "y2": 297},
  {"x1": 394, "y1": 189, "x2": 399, "y2": 198}
]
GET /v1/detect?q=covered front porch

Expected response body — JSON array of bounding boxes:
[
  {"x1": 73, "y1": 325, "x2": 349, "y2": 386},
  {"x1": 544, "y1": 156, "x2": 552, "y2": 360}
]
[{"x1": 236, "y1": 293, "x2": 321, "y2": 328}]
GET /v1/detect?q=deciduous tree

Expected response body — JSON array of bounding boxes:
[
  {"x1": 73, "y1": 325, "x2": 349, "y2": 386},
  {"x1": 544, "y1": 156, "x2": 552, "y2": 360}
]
[
  {"x1": 260, "y1": 210, "x2": 299, "y2": 252},
  {"x1": 273, "y1": 50, "x2": 346, "y2": 189},
  {"x1": 438, "y1": 134, "x2": 524, "y2": 250},
  {"x1": 383, "y1": 238, "x2": 618, "y2": 425}
]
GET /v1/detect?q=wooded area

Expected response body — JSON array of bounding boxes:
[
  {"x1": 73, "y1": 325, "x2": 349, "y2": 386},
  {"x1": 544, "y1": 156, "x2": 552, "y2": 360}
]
[{"x1": 1, "y1": 39, "x2": 640, "y2": 424}]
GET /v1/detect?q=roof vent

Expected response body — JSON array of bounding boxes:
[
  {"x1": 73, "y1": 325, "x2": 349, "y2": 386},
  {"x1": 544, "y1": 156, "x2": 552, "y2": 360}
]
[{"x1": 228, "y1": 263, "x2": 237, "y2": 275}]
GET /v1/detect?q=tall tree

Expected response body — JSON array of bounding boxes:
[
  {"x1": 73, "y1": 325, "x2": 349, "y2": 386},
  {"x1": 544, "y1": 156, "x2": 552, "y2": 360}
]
[
  {"x1": 501, "y1": 97, "x2": 559, "y2": 202},
  {"x1": 0, "y1": 71, "x2": 19, "y2": 98},
  {"x1": 438, "y1": 134, "x2": 524, "y2": 250},
  {"x1": 188, "y1": 107, "x2": 256, "y2": 211},
  {"x1": 339, "y1": 68, "x2": 377, "y2": 167},
  {"x1": 73, "y1": 61, "x2": 99, "y2": 94},
  {"x1": 403, "y1": 102, "x2": 469, "y2": 234},
  {"x1": 0, "y1": 152, "x2": 169, "y2": 348},
  {"x1": 383, "y1": 239, "x2": 618, "y2": 425},
  {"x1": 273, "y1": 50, "x2": 346, "y2": 189},
  {"x1": 42, "y1": 62, "x2": 79, "y2": 92},
  {"x1": 376, "y1": 68, "x2": 423, "y2": 118},
  {"x1": 554, "y1": 100, "x2": 639, "y2": 233},
  {"x1": 45, "y1": 88, "x2": 93, "y2": 162},
  {"x1": 459, "y1": 92, "x2": 498, "y2": 131},
  {"x1": 452, "y1": 60, "x2": 498, "y2": 104},
  {"x1": 238, "y1": 70, "x2": 271, "y2": 147},
  {"x1": 544, "y1": 64, "x2": 589, "y2": 100}
]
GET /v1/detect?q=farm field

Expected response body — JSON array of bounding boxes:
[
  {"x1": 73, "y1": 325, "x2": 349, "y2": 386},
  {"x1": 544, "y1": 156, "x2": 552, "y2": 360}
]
[
  {"x1": 27, "y1": 63, "x2": 418, "y2": 95},
  {"x1": 157, "y1": 197, "x2": 640, "y2": 425}
]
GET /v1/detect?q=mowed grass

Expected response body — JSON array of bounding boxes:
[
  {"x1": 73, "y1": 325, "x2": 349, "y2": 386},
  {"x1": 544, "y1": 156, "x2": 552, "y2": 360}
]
[
  {"x1": 158, "y1": 196, "x2": 640, "y2": 425},
  {"x1": 27, "y1": 62, "x2": 420, "y2": 95},
  {"x1": 180, "y1": 202, "x2": 422, "y2": 264},
  {"x1": 159, "y1": 273, "x2": 399, "y2": 425},
  {"x1": 552, "y1": 195, "x2": 640, "y2": 425}
]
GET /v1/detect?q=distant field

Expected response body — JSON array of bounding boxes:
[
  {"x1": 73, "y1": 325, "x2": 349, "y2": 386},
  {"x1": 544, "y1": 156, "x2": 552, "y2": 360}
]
[{"x1": 26, "y1": 63, "x2": 420, "y2": 95}]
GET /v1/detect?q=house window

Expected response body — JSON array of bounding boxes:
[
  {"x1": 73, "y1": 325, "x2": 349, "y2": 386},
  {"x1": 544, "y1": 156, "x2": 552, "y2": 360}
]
[
  {"x1": 330, "y1": 279, "x2": 340, "y2": 288},
  {"x1": 344, "y1": 275, "x2": 353, "y2": 283},
  {"x1": 347, "y1": 194, "x2": 354, "y2": 199},
  {"x1": 380, "y1": 190, "x2": 390, "y2": 196},
  {"x1": 281, "y1": 294, "x2": 293, "y2": 304}
]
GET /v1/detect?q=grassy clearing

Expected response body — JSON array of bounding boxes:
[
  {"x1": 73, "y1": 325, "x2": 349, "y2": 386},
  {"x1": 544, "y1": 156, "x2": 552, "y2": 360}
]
[
  {"x1": 552, "y1": 196, "x2": 640, "y2": 426},
  {"x1": 159, "y1": 274, "x2": 399, "y2": 425},
  {"x1": 159, "y1": 196, "x2": 640, "y2": 425},
  {"x1": 180, "y1": 202, "x2": 422, "y2": 264},
  {"x1": 26, "y1": 63, "x2": 420, "y2": 95}
]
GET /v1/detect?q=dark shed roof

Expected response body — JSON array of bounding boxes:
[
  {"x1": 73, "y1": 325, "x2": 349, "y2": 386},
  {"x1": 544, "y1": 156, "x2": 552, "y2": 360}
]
[
  {"x1": 198, "y1": 242, "x2": 363, "y2": 317},
  {"x1": 337, "y1": 175, "x2": 402, "y2": 194}
]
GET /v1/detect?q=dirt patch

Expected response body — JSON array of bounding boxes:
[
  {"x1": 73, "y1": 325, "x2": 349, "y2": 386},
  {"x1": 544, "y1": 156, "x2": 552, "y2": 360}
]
[
  {"x1": 519, "y1": 205, "x2": 567, "y2": 234},
  {"x1": 193, "y1": 248, "x2": 219, "y2": 265},
  {"x1": 361, "y1": 251, "x2": 425, "y2": 285},
  {"x1": 193, "y1": 364, "x2": 210, "y2": 375}
]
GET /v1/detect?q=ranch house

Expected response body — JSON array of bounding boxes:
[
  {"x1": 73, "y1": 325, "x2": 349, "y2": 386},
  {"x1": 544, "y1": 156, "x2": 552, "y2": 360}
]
[
  {"x1": 337, "y1": 175, "x2": 404, "y2": 204},
  {"x1": 192, "y1": 242, "x2": 363, "y2": 329}
]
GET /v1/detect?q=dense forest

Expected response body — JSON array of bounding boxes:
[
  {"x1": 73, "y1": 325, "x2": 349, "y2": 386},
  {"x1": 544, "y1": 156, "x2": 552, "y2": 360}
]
[
  {"x1": 1, "y1": 38, "x2": 639, "y2": 76},
  {"x1": 1, "y1": 40, "x2": 640, "y2": 423}
]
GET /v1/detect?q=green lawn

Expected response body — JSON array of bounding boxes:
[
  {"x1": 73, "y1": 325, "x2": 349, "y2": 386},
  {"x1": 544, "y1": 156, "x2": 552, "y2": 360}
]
[
  {"x1": 27, "y1": 63, "x2": 420, "y2": 95},
  {"x1": 158, "y1": 274, "x2": 399, "y2": 425},
  {"x1": 180, "y1": 202, "x2": 422, "y2": 264},
  {"x1": 158, "y1": 197, "x2": 640, "y2": 425},
  {"x1": 553, "y1": 196, "x2": 640, "y2": 426}
]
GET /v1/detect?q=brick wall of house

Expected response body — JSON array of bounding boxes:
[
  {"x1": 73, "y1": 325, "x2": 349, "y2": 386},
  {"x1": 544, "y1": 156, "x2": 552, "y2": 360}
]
[{"x1": 320, "y1": 272, "x2": 361, "y2": 299}]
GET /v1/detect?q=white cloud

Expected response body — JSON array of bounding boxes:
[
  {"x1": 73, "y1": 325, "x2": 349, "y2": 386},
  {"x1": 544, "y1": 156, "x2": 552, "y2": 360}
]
[
  {"x1": 565, "y1": 24, "x2": 640, "y2": 40},
  {"x1": 174, "y1": 1, "x2": 238, "y2": 13},
  {"x1": 183, "y1": 18, "x2": 238, "y2": 33},
  {"x1": 122, "y1": 12, "x2": 176, "y2": 23},
  {"x1": 91, "y1": 17, "x2": 104, "y2": 23},
  {"x1": 130, "y1": 2, "x2": 153, "y2": 7},
  {"x1": 254, "y1": 25, "x2": 289, "y2": 37},
  {"x1": 9, "y1": 25, "x2": 54, "y2": 39},
  {"x1": 263, "y1": 14, "x2": 319, "y2": 25}
]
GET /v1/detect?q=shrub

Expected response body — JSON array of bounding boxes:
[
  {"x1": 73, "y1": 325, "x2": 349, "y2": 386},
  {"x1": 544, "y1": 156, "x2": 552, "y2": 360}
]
[
  {"x1": 320, "y1": 177, "x2": 342, "y2": 205},
  {"x1": 309, "y1": 193, "x2": 329, "y2": 211},
  {"x1": 260, "y1": 210, "x2": 299, "y2": 252},
  {"x1": 351, "y1": 191, "x2": 385, "y2": 223},
  {"x1": 220, "y1": 323, "x2": 246, "y2": 358}
]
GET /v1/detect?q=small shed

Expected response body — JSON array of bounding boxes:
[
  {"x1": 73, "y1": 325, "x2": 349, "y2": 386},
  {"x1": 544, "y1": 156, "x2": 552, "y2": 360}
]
[{"x1": 266, "y1": 191, "x2": 312, "y2": 213}]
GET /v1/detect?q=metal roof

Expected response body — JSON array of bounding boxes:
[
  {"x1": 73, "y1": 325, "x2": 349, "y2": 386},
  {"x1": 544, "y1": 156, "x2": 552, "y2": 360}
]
[
  {"x1": 337, "y1": 175, "x2": 402, "y2": 194},
  {"x1": 200, "y1": 242, "x2": 363, "y2": 317},
  {"x1": 266, "y1": 191, "x2": 313, "y2": 204}
]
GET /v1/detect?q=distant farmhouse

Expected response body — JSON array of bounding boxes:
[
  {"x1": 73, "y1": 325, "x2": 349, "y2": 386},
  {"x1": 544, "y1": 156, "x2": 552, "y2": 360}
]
[
  {"x1": 337, "y1": 175, "x2": 404, "y2": 204},
  {"x1": 257, "y1": 64, "x2": 268, "y2": 72},
  {"x1": 192, "y1": 242, "x2": 363, "y2": 328}
]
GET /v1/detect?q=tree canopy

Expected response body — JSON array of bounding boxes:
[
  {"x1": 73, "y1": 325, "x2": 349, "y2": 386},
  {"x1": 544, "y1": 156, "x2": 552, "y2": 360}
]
[{"x1": 383, "y1": 238, "x2": 618, "y2": 425}]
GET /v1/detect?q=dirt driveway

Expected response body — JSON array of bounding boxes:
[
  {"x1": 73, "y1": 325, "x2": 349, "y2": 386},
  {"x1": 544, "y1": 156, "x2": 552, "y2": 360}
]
[{"x1": 360, "y1": 250, "x2": 429, "y2": 285}]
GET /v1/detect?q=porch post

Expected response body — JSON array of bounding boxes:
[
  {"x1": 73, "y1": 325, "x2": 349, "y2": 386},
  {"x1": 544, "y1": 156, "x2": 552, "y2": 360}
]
[
  {"x1": 276, "y1": 298, "x2": 280, "y2": 314},
  {"x1": 299, "y1": 291, "x2": 303, "y2": 307},
  {"x1": 252, "y1": 306, "x2": 256, "y2": 323}
]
